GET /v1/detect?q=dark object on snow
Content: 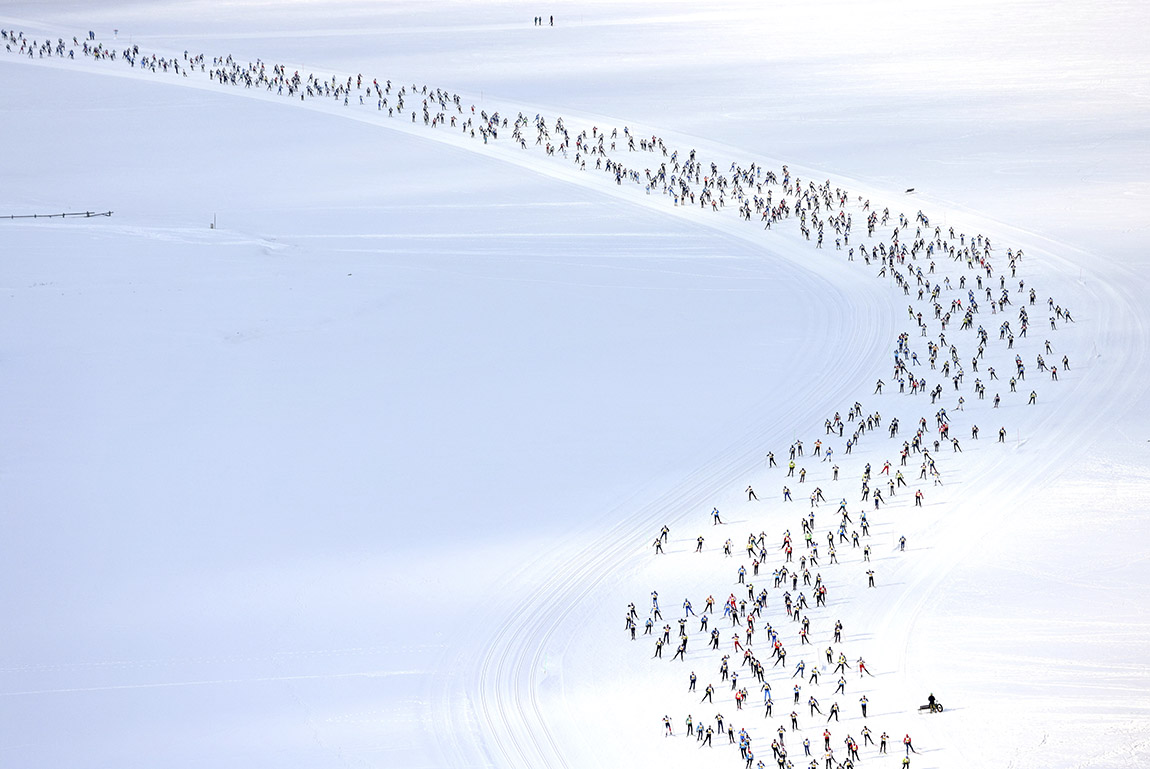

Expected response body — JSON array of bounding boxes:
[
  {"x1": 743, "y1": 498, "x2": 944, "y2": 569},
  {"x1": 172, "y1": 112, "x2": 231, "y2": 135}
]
[
  {"x1": 1, "y1": 210, "x2": 113, "y2": 220},
  {"x1": 905, "y1": 188, "x2": 916, "y2": 194},
  {"x1": 917, "y1": 700, "x2": 944, "y2": 713}
]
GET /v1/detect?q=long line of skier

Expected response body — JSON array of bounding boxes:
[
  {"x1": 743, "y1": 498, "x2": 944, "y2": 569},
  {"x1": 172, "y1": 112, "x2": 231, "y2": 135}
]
[{"x1": 3, "y1": 25, "x2": 1078, "y2": 769}]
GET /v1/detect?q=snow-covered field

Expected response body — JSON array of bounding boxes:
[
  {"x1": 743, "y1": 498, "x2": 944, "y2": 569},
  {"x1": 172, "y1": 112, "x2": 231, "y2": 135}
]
[{"x1": 2, "y1": 2, "x2": 1149, "y2": 767}]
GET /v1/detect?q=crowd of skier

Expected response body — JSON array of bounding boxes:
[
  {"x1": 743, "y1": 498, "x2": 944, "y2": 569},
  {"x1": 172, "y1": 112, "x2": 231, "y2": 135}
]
[
  {"x1": 626, "y1": 191, "x2": 1073, "y2": 764},
  {"x1": 3, "y1": 24, "x2": 1078, "y2": 769},
  {"x1": 629, "y1": 204, "x2": 1074, "y2": 767}
]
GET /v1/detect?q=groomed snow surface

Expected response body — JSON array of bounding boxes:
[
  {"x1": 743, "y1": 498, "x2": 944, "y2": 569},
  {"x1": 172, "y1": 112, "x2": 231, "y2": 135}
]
[{"x1": 2, "y1": 2, "x2": 1150, "y2": 768}]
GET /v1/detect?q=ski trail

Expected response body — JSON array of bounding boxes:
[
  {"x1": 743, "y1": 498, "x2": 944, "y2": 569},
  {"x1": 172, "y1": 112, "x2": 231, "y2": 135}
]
[{"x1": 5, "y1": 28, "x2": 1135, "y2": 769}]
